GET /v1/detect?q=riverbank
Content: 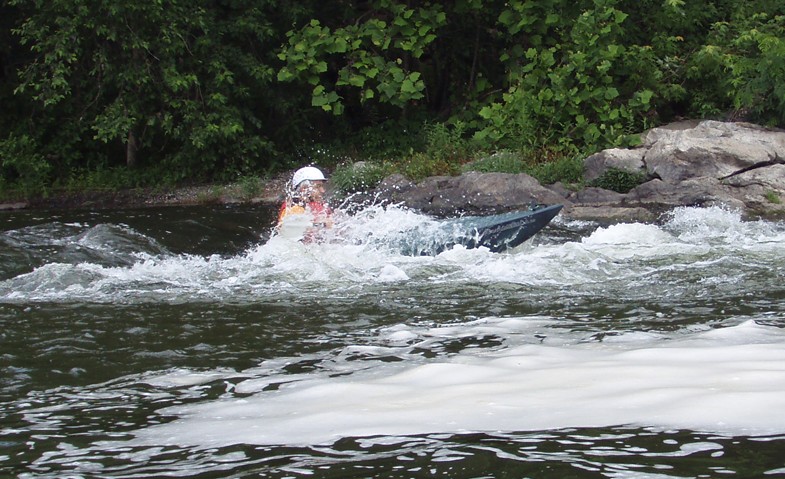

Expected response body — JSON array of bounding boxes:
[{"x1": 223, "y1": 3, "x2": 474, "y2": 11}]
[
  {"x1": 0, "y1": 174, "x2": 291, "y2": 212},
  {"x1": 3, "y1": 120, "x2": 785, "y2": 223}
]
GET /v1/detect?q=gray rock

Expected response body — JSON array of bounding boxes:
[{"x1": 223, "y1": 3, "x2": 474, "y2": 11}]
[
  {"x1": 723, "y1": 163, "x2": 785, "y2": 214},
  {"x1": 376, "y1": 171, "x2": 566, "y2": 217},
  {"x1": 564, "y1": 206, "x2": 656, "y2": 223},
  {"x1": 626, "y1": 177, "x2": 746, "y2": 211},
  {"x1": 371, "y1": 120, "x2": 785, "y2": 222},
  {"x1": 0, "y1": 202, "x2": 28, "y2": 211},
  {"x1": 643, "y1": 120, "x2": 785, "y2": 182},
  {"x1": 567, "y1": 187, "x2": 627, "y2": 206},
  {"x1": 584, "y1": 148, "x2": 646, "y2": 183}
]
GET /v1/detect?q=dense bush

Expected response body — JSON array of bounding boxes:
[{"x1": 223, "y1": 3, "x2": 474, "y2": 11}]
[{"x1": 588, "y1": 167, "x2": 649, "y2": 193}]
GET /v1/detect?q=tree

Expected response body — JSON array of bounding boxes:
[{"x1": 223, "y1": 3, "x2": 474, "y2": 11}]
[
  {"x1": 4, "y1": 0, "x2": 784, "y2": 195},
  {"x1": 8, "y1": 0, "x2": 300, "y2": 184},
  {"x1": 277, "y1": 0, "x2": 448, "y2": 118},
  {"x1": 691, "y1": 1, "x2": 785, "y2": 125}
]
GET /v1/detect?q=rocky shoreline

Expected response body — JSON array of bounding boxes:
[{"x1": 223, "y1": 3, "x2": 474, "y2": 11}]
[
  {"x1": 372, "y1": 120, "x2": 785, "y2": 222},
  {"x1": 3, "y1": 120, "x2": 784, "y2": 223}
]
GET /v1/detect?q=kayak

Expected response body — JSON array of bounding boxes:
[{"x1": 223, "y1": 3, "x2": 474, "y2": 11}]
[
  {"x1": 398, "y1": 204, "x2": 563, "y2": 256},
  {"x1": 273, "y1": 203, "x2": 563, "y2": 256}
]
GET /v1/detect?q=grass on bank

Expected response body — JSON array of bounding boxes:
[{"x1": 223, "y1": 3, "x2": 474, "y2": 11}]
[
  {"x1": 314, "y1": 121, "x2": 652, "y2": 197},
  {"x1": 327, "y1": 121, "x2": 589, "y2": 196}
]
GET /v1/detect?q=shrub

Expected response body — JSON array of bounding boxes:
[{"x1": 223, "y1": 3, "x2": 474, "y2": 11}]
[
  {"x1": 527, "y1": 154, "x2": 585, "y2": 186},
  {"x1": 588, "y1": 167, "x2": 648, "y2": 193},
  {"x1": 237, "y1": 175, "x2": 264, "y2": 200},
  {"x1": 462, "y1": 150, "x2": 528, "y2": 174},
  {"x1": 330, "y1": 162, "x2": 391, "y2": 194},
  {"x1": 0, "y1": 134, "x2": 51, "y2": 197}
]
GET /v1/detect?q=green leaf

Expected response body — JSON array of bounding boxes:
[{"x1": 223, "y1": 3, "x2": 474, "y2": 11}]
[{"x1": 638, "y1": 89, "x2": 654, "y2": 105}]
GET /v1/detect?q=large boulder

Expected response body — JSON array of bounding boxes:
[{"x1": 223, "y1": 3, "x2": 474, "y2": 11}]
[
  {"x1": 583, "y1": 148, "x2": 646, "y2": 183},
  {"x1": 375, "y1": 171, "x2": 567, "y2": 217},
  {"x1": 625, "y1": 177, "x2": 747, "y2": 212},
  {"x1": 642, "y1": 120, "x2": 785, "y2": 182}
]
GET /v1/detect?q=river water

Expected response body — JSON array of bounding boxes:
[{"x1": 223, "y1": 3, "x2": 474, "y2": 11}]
[{"x1": 2, "y1": 203, "x2": 785, "y2": 478}]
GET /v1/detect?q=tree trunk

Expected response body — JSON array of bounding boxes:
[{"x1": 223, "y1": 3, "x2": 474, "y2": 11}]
[{"x1": 126, "y1": 129, "x2": 138, "y2": 168}]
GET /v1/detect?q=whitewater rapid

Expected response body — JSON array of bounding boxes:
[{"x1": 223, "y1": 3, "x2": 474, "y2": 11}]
[
  {"x1": 2, "y1": 205, "x2": 782, "y2": 304},
  {"x1": 4, "y1": 205, "x2": 785, "y2": 450}
]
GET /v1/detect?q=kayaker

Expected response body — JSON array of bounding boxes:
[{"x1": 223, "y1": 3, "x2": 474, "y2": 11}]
[{"x1": 277, "y1": 166, "x2": 333, "y2": 242}]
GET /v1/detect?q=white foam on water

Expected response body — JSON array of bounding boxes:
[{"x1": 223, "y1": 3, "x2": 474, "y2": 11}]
[
  {"x1": 139, "y1": 368, "x2": 238, "y2": 388},
  {"x1": 127, "y1": 320, "x2": 785, "y2": 447}
]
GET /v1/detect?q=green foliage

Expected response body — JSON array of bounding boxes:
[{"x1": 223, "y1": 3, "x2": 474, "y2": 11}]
[
  {"x1": 8, "y1": 0, "x2": 292, "y2": 187},
  {"x1": 2, "y1": 0, "x2": 785, "y2": 197},
  {"x1": 330, "y1": 162, "x2": 392, "y2": 194},
  {"x1": 464, "y1": 147, "x2": 584, "y2": 186},
  {"x1": 391, "y1": 121, "x2": 476, "y2": 181},
  {"x1": 463, "y1": 151, "x2": 529, "y2": 175},
  {"x1": 690, "y1": 5, "x2": 785, "y2": 125},
  {"x1": 237, "y1": 175, "x2": 265, "y2": 200},
  {"x1": 527, "y1": 155, "x2": 586, "y2": 186},
  {"x1": 327, "y1": 120, "x2": 476, "y2": 189},
  {"x1": 352, "y1": 120, "x2": 427, "y2": 161},
  {"x1": 277, "y1": 2, "x2": 447, "y2": 114},
  {"x1": 421, "y1": 121, "x2": 474, "y2": 164},
  {"x1": 588, "y1": 167, "x2": 648, "y2": 193},
  {"x1": 310, "y1": 116, "x2": 429, "y2": 165},
  {"x1": 397, "y1": 151, "x2": 459, "y2": 181},
  {"x1": 765, "y1": 190, "x2": 782, "y2": 204},
  {"x1": 479, "y1": 0, "x2": 655, "y2": 154},
  {"x1": 196, "y1": 185, "x2": 224, "y2": 204},
  {"x1": 0, "y1": 133, "x2": 50, "y2": 195}
]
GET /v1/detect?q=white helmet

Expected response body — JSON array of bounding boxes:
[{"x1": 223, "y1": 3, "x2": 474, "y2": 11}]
[{"x1": 291, "y1": 166, "x2": 326, "y2": 189}]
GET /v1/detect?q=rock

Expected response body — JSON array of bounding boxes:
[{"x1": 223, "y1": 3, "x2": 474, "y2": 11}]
[
  {"x1": 567, "y1": 187, "x2": 627, "y2": 206},
  {"x1": 564, "y1": 206, "x2": 656, "y2": 223},
  {"x1": 375, "y1": 171, "x2": 568, "y2": 217},
  {"x1": 642, "y1": 120, "x2": 785, "y2": 182},
  {"x1": 0, "y1": 202, "x2": 28, "y2": 211},
  {"x1": 377, "y1": 173, "x2": 415, "y2": 195},
  {"x1": 583, "y1": 148, "x2": 646, "y2": 183},
  {"x1": 574, "y1": 120, "x2": 785, "y2": 220},
  {"x1": 372, "y1": 120, "x2": 785, "y2": 222},
  {"x1": 545, "y1": 182, "x2": 573, "y2": 199},
  {"x1": 724, "y1": 163, "x2": 785, "y2": 191},
  {"x1": 723, "y1": 163, "x2": 785, "y2": 214},
  {"x1": 626, "y1": 177, "x2": 746, "y2": 211}
]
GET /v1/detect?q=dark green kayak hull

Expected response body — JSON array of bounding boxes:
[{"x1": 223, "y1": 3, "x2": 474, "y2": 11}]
[{"x1": 399, "y1": 204, "x2": 563, "y2": 256}]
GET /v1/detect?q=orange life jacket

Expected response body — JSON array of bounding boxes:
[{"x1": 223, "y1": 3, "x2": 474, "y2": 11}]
[{"x1": 277, "y1": 201, "x2": 332, "y2": 227}]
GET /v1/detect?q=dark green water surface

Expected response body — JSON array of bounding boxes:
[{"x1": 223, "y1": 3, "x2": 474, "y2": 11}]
[{"x1": 2, "y1": 204, "x2": 785, "y2": 478}]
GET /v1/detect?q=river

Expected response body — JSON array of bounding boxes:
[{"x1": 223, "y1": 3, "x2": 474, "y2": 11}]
[{"x1": 2, "y1": 203, "x2": 785, "y2": 478}]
